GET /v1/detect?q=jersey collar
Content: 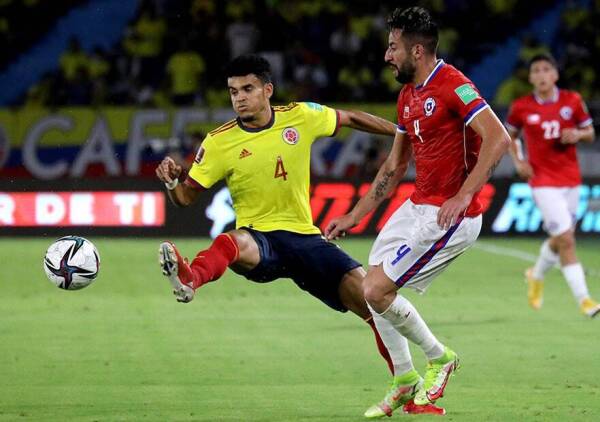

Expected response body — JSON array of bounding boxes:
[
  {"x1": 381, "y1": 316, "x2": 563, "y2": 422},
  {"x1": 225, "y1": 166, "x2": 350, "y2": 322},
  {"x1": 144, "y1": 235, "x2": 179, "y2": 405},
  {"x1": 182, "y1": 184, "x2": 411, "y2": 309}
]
[
  {"x1": 416, "y1": 59, "x2": 445, "y2": 89},
  {"x1": 236, "y1": 107, "x2": 275, "y2": 132},
  {"x1": 533, "y1": 86, "x2": 559, "y2": 105}
]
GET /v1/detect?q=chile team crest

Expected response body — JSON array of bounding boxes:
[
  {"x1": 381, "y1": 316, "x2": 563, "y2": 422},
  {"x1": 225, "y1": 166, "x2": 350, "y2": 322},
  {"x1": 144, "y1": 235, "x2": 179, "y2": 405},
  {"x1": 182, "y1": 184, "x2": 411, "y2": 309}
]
[
  {"x1": 282, "y1": 127, "x2": 300, "y2": 145},
  {"x1": 559, "y1": 106, "x2": 573, "y2": 120},
  {"x1": 424, "y1": 97, "x2": 436, "y2": 117}
]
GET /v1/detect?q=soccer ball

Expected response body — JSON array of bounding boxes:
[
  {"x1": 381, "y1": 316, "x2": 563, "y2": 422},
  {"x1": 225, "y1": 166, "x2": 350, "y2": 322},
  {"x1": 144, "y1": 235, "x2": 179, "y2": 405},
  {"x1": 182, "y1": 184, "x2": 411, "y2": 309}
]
[{"x1": 43, "y1": 236, "x2": 100, "y2": 290}]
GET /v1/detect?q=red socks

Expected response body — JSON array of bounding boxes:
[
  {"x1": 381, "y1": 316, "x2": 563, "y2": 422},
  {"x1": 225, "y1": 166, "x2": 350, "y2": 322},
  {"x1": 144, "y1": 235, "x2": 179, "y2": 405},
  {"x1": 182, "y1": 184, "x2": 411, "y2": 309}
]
[
  {"x1": 189, "y1": 234, "x2": 239, "y2": 289},
  {"x1": 366, "y1": 317, "x2": 394, "y2": 375}
]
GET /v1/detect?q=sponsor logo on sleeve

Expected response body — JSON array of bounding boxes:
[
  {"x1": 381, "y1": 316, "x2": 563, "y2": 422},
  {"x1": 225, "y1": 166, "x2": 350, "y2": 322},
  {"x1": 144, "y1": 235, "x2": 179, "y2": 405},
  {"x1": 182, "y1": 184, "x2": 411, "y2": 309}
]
[
  {"x1": 559, "y1": 106, "x2": 573, "y2": 120},
  {"x1": 305, "y1": 102, "x2": 323, "y2": 111},
  {"x1": 424, "y1": 97, "x2": 436, "y2": 117},
  {"x1": 194, "y1": 146, "x2": 205, "y2": 164},
  {"x1": 282, "y1": 127, "x2": 300, "y2": 145},
  {"x1": 454, "y1": 83, "x2": 479, "y2": 105}
]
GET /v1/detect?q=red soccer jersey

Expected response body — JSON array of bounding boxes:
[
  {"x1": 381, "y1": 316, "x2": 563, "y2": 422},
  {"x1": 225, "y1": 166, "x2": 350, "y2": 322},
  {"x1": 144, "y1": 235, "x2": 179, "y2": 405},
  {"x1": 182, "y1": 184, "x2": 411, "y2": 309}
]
[
  {"x1": 396, "y1": 60, "x2": 489, "y2": 217},
  {"x1": 505, "y1": 88, "x2": 592, "y2": 187}
]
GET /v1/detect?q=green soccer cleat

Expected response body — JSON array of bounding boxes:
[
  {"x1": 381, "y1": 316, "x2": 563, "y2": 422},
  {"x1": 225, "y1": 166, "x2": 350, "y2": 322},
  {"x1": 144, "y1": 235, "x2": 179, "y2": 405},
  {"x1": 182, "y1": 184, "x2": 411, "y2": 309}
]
[
  {"x1": 414, "y1": 347, "x2": 460, "y2": 405},
  {"x1": 364, "y1": 370, "x2": 423, "y2": 418}
]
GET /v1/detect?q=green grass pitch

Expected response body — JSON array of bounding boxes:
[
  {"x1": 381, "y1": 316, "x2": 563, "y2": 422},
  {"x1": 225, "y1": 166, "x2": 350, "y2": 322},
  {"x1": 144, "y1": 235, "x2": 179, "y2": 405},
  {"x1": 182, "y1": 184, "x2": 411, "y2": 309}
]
[{"x1": 1, "y1": 237, "x2": 599, "y2": 421}]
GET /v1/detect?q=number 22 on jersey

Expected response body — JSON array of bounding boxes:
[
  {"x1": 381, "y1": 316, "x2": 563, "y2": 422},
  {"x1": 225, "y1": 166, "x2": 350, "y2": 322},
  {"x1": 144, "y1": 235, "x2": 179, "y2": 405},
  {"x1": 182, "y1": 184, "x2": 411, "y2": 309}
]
[
  {"x1": 274, "y1": 156, "x2": 288, "y2": 180},
  {"x1": 541, "y1": 120, "x2": 560, "y2": 139}
]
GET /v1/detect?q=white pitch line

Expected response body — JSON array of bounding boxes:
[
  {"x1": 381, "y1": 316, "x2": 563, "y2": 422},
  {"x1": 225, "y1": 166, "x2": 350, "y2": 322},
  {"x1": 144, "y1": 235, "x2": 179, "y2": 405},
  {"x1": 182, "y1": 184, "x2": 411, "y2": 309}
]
[
  {"x1": 474, "y1": 240, "x2": 600, "y2": 279},
  {"x1": 474, "y1": 242, "x2": 537, "y2": 262}
]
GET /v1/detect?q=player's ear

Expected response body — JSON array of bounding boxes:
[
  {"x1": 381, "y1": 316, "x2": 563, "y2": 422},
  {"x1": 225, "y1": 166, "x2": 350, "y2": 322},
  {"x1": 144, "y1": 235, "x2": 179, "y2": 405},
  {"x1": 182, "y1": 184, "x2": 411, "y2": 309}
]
[
  {"x1": 264, "y1": 82, "x2": 274, "y2": 99},
  {"x1": 412, "y1": 43, "x2": 424, "y2": 60}
]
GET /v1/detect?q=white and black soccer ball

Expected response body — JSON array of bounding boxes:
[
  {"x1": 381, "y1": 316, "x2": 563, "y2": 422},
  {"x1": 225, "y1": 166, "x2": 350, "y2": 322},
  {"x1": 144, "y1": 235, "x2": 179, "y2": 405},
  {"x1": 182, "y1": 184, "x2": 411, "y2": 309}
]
[{"x1": 43, "y1": 236, "x2": 100, "y2": 290}]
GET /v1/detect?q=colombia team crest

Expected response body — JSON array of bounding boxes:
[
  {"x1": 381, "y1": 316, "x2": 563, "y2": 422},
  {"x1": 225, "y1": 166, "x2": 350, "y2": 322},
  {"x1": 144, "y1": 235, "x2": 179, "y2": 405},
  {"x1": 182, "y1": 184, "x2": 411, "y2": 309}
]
[{"x1": 282, "y1": 127, "x2": 300, "y2": 145}]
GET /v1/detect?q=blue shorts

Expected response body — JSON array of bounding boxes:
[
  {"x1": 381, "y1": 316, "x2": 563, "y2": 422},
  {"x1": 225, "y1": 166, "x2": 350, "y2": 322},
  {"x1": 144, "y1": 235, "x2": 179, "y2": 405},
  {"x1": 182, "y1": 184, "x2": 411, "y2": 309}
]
[{"x1": 240, "y1": 228, "x2": 362, "y2": 312}]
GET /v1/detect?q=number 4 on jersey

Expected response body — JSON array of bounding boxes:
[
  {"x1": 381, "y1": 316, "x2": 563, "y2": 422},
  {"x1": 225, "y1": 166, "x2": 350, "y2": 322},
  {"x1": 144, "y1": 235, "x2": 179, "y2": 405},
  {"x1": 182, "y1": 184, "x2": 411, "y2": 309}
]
[{"x1": 274, "y1": 156, "x2": 288, "y2": 180}]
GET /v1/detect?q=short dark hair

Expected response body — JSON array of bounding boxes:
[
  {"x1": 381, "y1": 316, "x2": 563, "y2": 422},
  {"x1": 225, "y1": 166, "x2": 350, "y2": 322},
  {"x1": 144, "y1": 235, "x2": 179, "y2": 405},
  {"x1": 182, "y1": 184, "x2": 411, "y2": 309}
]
[
  {"x1": 225, "y1": 54, "x2": 272, "y2": 84},
  {"x1": 528, "y1": 53, "x2": 557, "y2": 70},
  {"x1": 387, "y1": 6, "x2": 438, "y2": 54}
]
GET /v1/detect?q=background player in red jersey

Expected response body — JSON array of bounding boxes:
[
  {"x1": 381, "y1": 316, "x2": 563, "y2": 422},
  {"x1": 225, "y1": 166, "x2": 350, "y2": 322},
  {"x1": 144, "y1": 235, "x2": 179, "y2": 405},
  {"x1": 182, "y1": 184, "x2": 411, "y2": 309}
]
[
  {"x1": 326, "y1": 7, "x2": 510, "y2": 417},
  {"x1": 505, "y1": 54, "x2": 598, "y2": 317}
]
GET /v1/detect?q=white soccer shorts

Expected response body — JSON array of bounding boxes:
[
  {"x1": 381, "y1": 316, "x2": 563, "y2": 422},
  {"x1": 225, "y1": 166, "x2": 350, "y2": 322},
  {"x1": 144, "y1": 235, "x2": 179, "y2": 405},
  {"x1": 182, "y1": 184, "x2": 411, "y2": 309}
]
[
  {"x1": 532, "y1": 186, "x2": 579, "y2": 236},
  {"x1": 368, "y1": 199, "x2": 482, "y2": 293}
]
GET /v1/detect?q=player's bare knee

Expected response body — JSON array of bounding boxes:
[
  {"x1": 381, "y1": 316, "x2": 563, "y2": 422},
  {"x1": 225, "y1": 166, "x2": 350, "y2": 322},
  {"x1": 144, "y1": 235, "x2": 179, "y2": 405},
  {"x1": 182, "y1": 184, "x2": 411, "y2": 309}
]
[
  {"x1": 339, "y1": 269, "x2": 370, "y2": 318},
  {"x1": 548, "y1": 237, "x2": 560, "y2": 254},
  {"x1": 363, "y1": 268, "x2": 397, "y2": 311},
  {"x1": 555, "y1": 231, "x2": 576, "y2": 252},
  {"x1": 227, "y1": 230, "x2": 260, "y2": 266},
  {"x1": 363, "y1": 280, "x2": 387, "y2": 310}
]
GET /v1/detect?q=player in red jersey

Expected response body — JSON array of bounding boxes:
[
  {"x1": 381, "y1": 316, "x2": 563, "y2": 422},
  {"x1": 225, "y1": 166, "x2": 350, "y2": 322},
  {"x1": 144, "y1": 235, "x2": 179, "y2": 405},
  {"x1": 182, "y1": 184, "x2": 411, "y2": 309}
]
[
  {"x1": 326, "y1": 7, "x2": 510, "y2": 417},
  {"x1": 505, "y1": 54, "x2": 598, "y2": 317}
]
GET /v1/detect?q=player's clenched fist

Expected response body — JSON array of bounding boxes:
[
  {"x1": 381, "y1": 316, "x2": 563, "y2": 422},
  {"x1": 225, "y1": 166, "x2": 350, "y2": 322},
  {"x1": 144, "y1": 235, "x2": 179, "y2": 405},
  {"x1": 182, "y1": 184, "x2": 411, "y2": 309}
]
[
  {"x1": 325, "y1": 213, "x2": 357, "y2": 240},
  {"x1": 560, "y1": 128, "x2": 581, "y2": 144},
  {"x1": 155, "y1": 156, "x2": 182, "y2": 183}
]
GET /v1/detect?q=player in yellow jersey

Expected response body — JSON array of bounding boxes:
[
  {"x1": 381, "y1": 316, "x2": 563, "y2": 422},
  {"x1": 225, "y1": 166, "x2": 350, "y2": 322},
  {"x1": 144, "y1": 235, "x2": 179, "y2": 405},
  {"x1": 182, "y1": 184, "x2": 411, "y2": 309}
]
[{"x1": 155, "y1": 54, "x2": 401, "y2": 378}]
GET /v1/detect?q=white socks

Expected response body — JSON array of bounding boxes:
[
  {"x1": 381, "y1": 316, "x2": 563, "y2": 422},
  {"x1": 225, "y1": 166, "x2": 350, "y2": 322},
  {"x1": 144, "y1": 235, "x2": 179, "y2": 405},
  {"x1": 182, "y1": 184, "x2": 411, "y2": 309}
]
[
  {"x1": 561, "y1": 263, "x2": 589, "y2": 304},
  {"x1": 368, "y1": 303, "x2": 414, "y2": 375},
  {"x1": 532, "y1": 239, "x2": 590, "y2": 304},
  {"x1": 372, "y1": 295, "x2": 444, "y2": 362},
  {"x1": 532, "y1": 240, "x2": 559, "y2": 280}
]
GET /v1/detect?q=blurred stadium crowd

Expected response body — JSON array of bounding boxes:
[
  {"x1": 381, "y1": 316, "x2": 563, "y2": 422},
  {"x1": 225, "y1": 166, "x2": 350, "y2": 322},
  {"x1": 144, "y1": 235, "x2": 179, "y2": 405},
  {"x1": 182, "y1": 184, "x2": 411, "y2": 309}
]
[{"x1": 2, "y1": 0, "x2": 598, "y2": 108}]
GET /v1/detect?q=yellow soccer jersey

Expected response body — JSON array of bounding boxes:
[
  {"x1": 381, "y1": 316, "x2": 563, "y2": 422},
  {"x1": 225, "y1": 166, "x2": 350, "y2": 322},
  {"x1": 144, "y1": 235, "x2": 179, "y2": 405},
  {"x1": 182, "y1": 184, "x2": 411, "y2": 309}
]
[{"x1": 187, "y1": 102, "x2": 339, "y2": 234}]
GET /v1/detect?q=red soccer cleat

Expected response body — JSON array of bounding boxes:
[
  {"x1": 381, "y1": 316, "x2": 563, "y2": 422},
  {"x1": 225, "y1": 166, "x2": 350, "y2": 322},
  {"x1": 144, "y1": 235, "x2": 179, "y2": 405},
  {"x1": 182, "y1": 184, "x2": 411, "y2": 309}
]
[
  {"x1": 403, "y1": 399, "x2": 446, "y2": 415},
  {"x1": 158, "y1": 241, "x2": 196, "y2": 303}
]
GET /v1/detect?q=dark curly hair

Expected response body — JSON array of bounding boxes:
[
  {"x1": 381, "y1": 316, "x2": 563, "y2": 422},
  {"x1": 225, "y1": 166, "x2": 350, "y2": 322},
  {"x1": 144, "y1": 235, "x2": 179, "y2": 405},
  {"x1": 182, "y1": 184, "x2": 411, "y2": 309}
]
[
  {"x1": 225, "y1": 54, "x2": 272, "y2": 84},
  {"x1": 387, "y1": 6, "x2": 438, "y2": 54}
]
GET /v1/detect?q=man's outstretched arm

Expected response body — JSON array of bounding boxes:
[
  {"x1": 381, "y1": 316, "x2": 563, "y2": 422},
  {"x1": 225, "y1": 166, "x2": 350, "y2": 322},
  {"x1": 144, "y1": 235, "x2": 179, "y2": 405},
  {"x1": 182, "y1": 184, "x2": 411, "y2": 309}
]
[
  {"x1": 156, "y1": 157, "x2": 202, "y2": 207},
  {"x1": 337, "y1": 109, "x2": 397, "y2": 136}
]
